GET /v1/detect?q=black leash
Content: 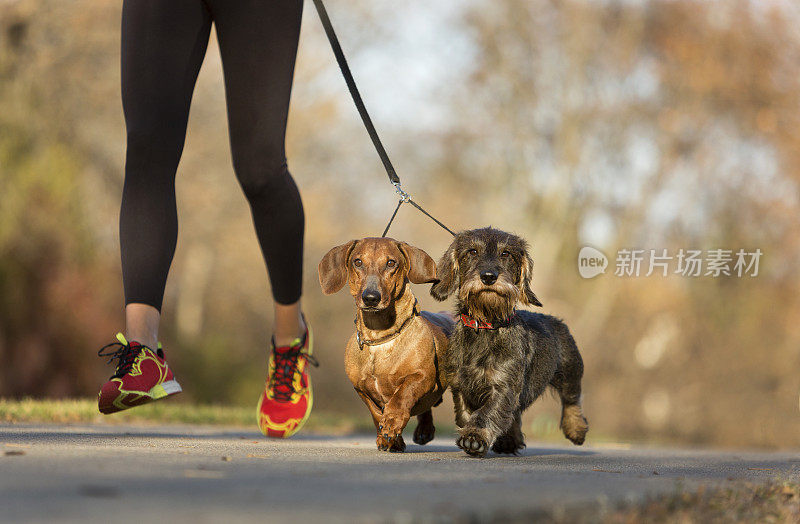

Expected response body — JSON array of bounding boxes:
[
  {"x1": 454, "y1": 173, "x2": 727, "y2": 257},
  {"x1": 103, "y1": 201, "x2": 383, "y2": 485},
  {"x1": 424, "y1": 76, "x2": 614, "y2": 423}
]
[{"x1": 311, "y1": 0, "x2": 456, "y2": 238}]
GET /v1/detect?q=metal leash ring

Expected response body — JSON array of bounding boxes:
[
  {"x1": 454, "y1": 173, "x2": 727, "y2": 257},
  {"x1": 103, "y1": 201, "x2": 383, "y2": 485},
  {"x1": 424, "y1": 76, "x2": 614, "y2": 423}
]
[{"x1": 392, "y1": 182, "x2": 410, "y2": 203}]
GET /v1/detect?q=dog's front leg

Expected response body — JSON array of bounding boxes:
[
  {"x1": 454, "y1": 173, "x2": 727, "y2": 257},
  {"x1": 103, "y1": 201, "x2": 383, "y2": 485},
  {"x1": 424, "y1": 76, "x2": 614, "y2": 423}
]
[
  {"x1": 354, "y1": 388, "x2": 383, "y2": 429},
  {"x1": 355, "y1": 388, "x2": 400, "y2": 451},
  {"x1": 458, "y1": 367, "x2": 522, "y2": 457},
  {"x1": 378, "y1": 373, "x2": 431, "y2": 452},
  {"x1": 452, "y1": 389, "x2": 469, "y2": 428},
  {"x1": 491, "y1": 411, "x2": 525, "y2": 455},
  {"x1": 412, "y1": 409, "x2": 435, "y2": 445}
]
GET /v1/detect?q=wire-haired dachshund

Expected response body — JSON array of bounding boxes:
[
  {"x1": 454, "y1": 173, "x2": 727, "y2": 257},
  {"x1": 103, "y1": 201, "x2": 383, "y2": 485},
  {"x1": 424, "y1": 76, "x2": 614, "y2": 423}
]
[
  {"x1": 430, "y1": 227, "x2": 588, "y2": 457},
  {"x1": 319, "y1": 237, "x2": 453, "y2": 452}
]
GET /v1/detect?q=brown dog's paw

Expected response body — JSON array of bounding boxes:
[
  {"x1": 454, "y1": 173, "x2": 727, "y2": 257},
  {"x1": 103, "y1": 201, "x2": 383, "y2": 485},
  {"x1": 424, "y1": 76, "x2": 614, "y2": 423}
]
[
  {"x1": 376, "y1": 416, "x2": 407, "y2": 452},
  {"x1": 491, "y1": 435, "x2": 525, "y2": 455},
  {"x1": 456, "y1": 427, "x2": 490, "y2": 458},
  {"x1": 413, "y1": 422, "x2": 435, "y2": 445},
  {"x1": 560, "y1": 405, "x2": 588, "y2": 445},
  {"x1": 376, "y1": 432, "x2": 406, "y2": 452},
  {"x1": 377, "y1": 418, "x2": 406, "y2": 452}
]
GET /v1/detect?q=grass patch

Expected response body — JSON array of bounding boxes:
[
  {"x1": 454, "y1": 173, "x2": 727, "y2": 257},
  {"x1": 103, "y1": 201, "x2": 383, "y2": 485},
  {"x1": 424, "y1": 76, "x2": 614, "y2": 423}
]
[
  {"x1": 551, "y1": 480, "x2": 800, "y2": 523},
  {"x1": 613, "y1": 480, "x2": 799, "y2": 523},
  {"x1": 0, "y1": 398, "x2": 374, "y2": 434}
]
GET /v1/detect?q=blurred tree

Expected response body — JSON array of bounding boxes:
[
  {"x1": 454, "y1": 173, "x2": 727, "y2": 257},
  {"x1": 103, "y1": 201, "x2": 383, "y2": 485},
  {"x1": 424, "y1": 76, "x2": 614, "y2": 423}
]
[{"x1": 440, "y1": 0, "x2": 800, "y2": 446}]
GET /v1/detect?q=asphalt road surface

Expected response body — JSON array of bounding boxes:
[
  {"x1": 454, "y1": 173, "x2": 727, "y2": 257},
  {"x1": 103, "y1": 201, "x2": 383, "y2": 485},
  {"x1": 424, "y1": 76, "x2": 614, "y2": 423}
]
[{"x1": 1, "y1": 424, "x2": 797, "y2": 523}]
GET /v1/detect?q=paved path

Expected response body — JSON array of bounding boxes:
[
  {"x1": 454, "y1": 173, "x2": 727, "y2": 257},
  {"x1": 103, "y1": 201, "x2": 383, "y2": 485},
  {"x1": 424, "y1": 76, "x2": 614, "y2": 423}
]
[{"x1": 1, "y1": 424, "x2": 797, "y2": 523}]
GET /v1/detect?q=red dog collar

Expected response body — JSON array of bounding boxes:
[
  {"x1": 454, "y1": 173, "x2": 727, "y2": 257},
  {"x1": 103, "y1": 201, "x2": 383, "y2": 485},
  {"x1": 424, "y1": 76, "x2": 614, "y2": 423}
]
[{"x1": 460, "y1": 312, "x2": 515, "y2": 330}]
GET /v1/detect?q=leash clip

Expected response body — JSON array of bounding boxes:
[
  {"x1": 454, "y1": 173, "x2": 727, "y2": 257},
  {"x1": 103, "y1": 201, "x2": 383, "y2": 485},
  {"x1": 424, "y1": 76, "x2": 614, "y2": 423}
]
[{"x1": 392, "y1": 182, "x2": 410, "y2": 203}]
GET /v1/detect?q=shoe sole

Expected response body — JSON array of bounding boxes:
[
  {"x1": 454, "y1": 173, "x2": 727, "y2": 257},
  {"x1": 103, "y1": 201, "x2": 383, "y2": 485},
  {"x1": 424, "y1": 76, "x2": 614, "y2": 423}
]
[
  {"x1": 99, "y1": 380, "x2": 182, "y2": 415},
  {"x1": 150, "y1": 379, "x2": 182, "y2": 398},
  {"x1": 257, "y1": 324, "x2": 314, "y2": 439}
]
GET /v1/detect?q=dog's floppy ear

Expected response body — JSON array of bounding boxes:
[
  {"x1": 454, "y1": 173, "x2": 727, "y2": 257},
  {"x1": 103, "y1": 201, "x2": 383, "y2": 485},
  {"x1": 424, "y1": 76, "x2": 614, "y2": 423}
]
[
  {"x1": 318, "y1": 240, "x2": 358, "y2": 295},
  {"x1": 430, "y1": 243, "x2": 458, "y2": 301},
  {"x1": 397, "y1": 242, "x2": 437, "y2": 284},
  {"x1": 519, "y1": 251, "x2": 543, "y2": 307}
]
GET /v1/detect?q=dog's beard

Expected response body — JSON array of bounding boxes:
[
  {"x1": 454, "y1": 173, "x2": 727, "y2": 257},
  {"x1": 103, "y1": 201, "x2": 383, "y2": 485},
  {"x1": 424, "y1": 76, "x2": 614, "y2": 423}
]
[{"x1": 458, "y1": 274, "x2": 517, "y2": 324}]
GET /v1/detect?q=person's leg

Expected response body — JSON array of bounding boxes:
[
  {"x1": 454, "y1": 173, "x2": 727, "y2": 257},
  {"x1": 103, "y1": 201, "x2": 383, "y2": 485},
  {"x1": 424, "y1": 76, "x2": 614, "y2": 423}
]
[
  {"x1": 120, "y1": 0, "x2": 212, "y2": 347},
  {"x1": 210, "y1": 0, "x2": 312, "y2": 437},
  {"x1": 210, "y1": 0, "x2": 305, "y2": 345},
  {"x1": 273, "y1": 302, "x2": 305, "y2": 347},
  {"x1": 124, "y1": 304, "x2": 160, "y2": 351}
]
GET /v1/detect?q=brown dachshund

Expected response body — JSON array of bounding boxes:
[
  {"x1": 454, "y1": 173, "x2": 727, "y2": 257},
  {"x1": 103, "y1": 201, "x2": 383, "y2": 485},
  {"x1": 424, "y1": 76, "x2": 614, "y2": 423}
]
[{"x1": 318, "y1": 237, "x2": 453, "y2": 452}]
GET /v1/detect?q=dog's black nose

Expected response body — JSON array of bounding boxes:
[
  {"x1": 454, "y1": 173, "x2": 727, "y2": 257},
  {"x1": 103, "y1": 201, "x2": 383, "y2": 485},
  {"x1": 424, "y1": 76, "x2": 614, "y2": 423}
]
[
  {"x1": 480, "y1": 270, "x2": 498, "y2": 285},
  {"x1": 362, "y1": 289, "x2": 381, "y2": 307}
]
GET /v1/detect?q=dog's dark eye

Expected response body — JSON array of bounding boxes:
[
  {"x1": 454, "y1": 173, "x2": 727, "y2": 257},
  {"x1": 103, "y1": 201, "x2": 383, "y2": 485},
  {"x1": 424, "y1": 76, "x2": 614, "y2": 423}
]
[
  {"x1": 467, "y1": 249, "x2": 478, "y2": 256},
  {"x1": 386, "y1": 259, "x2": 396, "y2": 268},
  {"x1": 501, "y1": 250, "x2": 510, "y2": 258},
  {"x1": 353, "y1": 258, "x2": 362, "y2": 267}
]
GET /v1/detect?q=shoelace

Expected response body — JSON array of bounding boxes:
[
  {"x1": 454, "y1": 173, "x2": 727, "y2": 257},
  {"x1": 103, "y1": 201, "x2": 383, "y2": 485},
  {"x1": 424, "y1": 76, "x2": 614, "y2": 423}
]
[
  {"x1": 98, "y1": 341, "x2": 144, "y2": 379},
  {"x1": 270, "y1": 338, "x2": 319, "y2": 402}
]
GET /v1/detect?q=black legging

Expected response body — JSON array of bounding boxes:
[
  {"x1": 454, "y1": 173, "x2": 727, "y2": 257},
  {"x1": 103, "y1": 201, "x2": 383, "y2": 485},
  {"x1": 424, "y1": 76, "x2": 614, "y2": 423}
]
[{"x1": 120, "y1": 0, "x2": 304, "y2": 311}]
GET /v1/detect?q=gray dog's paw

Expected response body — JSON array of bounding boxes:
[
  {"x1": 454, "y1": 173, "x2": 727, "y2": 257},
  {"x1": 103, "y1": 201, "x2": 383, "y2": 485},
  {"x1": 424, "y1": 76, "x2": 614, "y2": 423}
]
[
  {"x1": 456, "y1": 428, "x2": 489, "y2": 457},
  {"x1": 491, "y1": 435, "x2": 525, "y2": 455}
]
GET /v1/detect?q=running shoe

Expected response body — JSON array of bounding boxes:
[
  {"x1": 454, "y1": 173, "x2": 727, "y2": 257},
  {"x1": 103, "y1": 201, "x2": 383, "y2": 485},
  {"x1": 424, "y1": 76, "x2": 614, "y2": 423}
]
[
  {"x1": 257, "y1": 318, "x2": 318, "y2": 438},
  {"x1": 97, "y1": 333, "x2": 181, "y2": 414}
]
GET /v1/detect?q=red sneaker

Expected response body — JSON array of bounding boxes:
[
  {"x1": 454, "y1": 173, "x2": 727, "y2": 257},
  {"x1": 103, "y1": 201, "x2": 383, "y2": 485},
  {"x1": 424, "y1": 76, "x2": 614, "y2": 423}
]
[
  {"x1": 97, "y1": 333, "x2": 181, "y2": 414},
  {"x1": 257, "y1": 319, "x2": 318, "y2": 438}
]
